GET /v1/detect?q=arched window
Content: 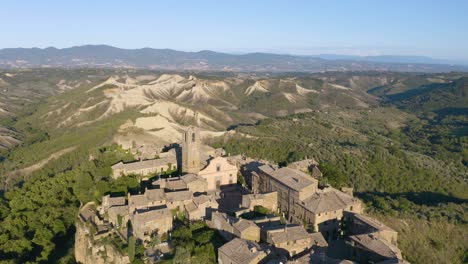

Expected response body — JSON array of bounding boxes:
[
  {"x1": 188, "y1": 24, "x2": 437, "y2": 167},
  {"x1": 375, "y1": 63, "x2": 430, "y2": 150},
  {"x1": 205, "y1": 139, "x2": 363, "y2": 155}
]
[
  {"x1": 216, "y1": 164, "x2": 221, "y2": 172},
  {"x1": 192, "y1": 133, "x2": 196, "y2": 142}
]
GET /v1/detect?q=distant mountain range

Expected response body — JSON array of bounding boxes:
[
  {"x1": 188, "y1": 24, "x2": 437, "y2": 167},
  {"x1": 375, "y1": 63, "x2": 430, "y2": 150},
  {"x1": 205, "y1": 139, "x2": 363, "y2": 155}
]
[
  {"x1": 312, "y1": 54, "x2": 467, "y2": 65},
  {"x1": 1, "y1": 45, "x2": 467, "y2": 72}
]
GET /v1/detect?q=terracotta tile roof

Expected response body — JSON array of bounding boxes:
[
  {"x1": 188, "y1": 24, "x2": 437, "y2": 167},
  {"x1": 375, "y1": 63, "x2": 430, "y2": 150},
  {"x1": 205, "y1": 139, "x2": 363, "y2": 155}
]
[
  {"x1": 352, "y1": 214, "x2": 395, "y2": 233},
  {"x1": 145, "y1": 189, "x2": 165, "y2": 201},
  {"x1": 349, "y1": 234, "x2": 401, "y2": 259},
  {"x1": 108, "y1": 205, "x2": 129, "y2": 218},
  {"x1": 218, "y1": 238, "x2": 266, "y2": 264},
  {"x1": 107, "y1": 196, "x2": 126, "y2": 207},
  {"x1": 193, "y1": 195, "x2": 210, "y2": 206},
  {"x1": 165, "y1": 190, "x2": 192, "y2": 202},
  {"x1": 185, "y1": 201, "x2": 198, "y2": 213},
  {"x1": 128, "y1": 194, "x2": 148, "y2": 208},
  {"x1": 233, "y1": 219, "x2": 258, "y2": 233},
  {"x1": 165, "y1": 179, "x2": 187, "y2": 190},
  {"x1": 302, "y1": 187, "x2": 359, "y2": 214},
  {"x1": 181, "y1": 173, "x2": 207, "y2": 184},
  {"x1": 269, "y1": 225, "x2": 311, "y2": 245},
  {"x1": 259, "y1": 165, "x2": 318, "y2": 191},
  {"x1": 133, "y1": 207, "x2": 171, "y2": 225},
  {"x1": 310, "y1": 232, "x2": 328, "y2": 247},
  {"x1": 111, "y1": 157, "x2": 176, "y2": 171}
]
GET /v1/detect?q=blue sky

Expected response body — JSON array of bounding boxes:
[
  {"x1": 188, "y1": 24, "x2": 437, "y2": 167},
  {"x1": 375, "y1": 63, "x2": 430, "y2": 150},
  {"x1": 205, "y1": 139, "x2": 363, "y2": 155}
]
[{"x1": 2, "y1": 0, "x2": 467, "y2": 60}]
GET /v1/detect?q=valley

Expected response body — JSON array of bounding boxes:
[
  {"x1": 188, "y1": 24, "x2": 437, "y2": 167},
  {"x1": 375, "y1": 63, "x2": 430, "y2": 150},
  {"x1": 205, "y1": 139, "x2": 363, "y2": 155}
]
[{"x1": 0, "y1": 69, "x2": 466, "y2": 263}]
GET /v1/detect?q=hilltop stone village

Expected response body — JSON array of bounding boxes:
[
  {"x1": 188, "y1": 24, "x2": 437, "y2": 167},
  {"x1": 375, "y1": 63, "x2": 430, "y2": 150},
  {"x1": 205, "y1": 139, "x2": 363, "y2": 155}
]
[{"x1": 77, "y1": 127, "x2": 407, "y2": 264}]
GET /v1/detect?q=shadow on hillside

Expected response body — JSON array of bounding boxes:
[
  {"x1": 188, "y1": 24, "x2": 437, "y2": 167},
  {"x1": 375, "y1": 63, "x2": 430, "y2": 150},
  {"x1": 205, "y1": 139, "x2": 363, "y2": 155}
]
[
  {"x1": 356, "y1": 191, "x2": 468, "y2": 206},
  {"x1": 226, "y1": 122, "x2": 259, "y2": 131},
  {"x1": 48, "y1": 225, "x2": 76, "y2": 263},
  {"x1": 435, "y1": 107, "x2": 468, "y2": 117}
]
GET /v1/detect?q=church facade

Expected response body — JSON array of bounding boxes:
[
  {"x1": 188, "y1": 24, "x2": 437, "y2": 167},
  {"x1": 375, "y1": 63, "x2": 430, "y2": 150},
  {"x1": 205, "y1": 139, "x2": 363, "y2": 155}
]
[{"x1": 198, "y1": 156, "x2": 238, "y2": 191}]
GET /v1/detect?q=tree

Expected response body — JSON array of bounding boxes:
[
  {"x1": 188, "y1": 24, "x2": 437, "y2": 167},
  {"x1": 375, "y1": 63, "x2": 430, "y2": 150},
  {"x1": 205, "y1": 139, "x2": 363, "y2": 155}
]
[
  {"x1": 173, "y1": 246, "x2": 191, "y2": 264},
  {"x1": 319, "y1": 162, "x2": 348, "y2": 188},
  {"x1": 128, "y1": 236, "x2": 136, "y2": 262}
]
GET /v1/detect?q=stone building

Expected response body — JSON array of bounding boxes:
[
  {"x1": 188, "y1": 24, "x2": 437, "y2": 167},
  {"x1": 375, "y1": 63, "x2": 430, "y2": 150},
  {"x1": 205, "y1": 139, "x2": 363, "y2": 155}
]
[
  {"x1": 131, "y1": 207, "x2": 172, "y2": 242},
  {"x1": 294, "y1": 186, "x2": 362, "y2": 239},
  {"x1": 111, "y1": 156, "x2": 177, "y2": 179},
  {"x1": 128, "y1": 189, "x2": 166, "y2": 213},
  {"x1": 252, "y1": 215, "x2": 283, "y2": 242},
  {"x1": 266, "y1": 225, "x2": 314, "y2": 257},
  {"x1": 218, "y1": 238, "x2": 268, "y2": 264},
  {"x1": 210, "y1": 212, "x2": 260, "y2": 242},
  {"x1": 347, "y1": 213, "x2": 398, "y2": 246},
  {"x1": 210, "y1": 212, "x2": 237, "y2": 240},
  {"x1": 287, "y1": 158, "x2": 322, "y2": 178},
  {"x1": 252, "y1": 165, "x2": 362, "y2": 240},
  {"x1": 198, "y1": 156, "x2": 238, "y2": 191},
  {"x1": 165, "y1": 190, "x2": 193, "y2": 209},
  {"x1": 184, "y1": 195, "x2": 218, "y2": 221},
  {"x1": 181, "y1": 126, "x2": 201, "y2": 174},
  {"x1": 152, "y1": 173, "x2": 208, "y2": 194},
  {"x1": 254, "y1": 165, "x2": 318, "y2": 220},
  {"x1": 107, "y1": 205, "x2": 129, "y2": 228},
  {"x1": 101, "y1": 195, "x2": 126, "y2": 214},
  {"x1": 346, "y1": 233, "x2": 403, "y2": 263},
  {"x1": 241, "y1": 192, "x2": 278, "y2": 212},
  {"x1": 233, "y1": 219, "x2": 261, "y2": 242},
  {"x1": 181, "y1": 173, "x2": 208, "y2": 194},
  {"x1": 99, "y1": 184, "x2": 222, "y2": 244}
]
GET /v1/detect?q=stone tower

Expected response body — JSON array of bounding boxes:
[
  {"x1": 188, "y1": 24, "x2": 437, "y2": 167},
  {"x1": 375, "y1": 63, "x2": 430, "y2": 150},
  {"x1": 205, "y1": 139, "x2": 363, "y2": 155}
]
[{"x1": 181, "y1": 126, "x2": 201, "y2": 174}]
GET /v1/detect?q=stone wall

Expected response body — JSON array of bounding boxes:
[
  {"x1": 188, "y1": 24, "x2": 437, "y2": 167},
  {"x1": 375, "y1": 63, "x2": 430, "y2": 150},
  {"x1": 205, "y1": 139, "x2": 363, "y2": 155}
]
[{"x1": 75, "y1": 221, "x2": 130, "y2": 264}]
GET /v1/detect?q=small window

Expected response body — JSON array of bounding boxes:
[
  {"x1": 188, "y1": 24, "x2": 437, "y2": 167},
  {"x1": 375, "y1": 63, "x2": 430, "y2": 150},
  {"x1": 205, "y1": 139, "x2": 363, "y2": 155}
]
[
  {"x1": 192, "y1": 133, "x2": 196, "y2": 142},
  {"x1": 216, "y1": 164, "x2": 221, "y2": 172}
]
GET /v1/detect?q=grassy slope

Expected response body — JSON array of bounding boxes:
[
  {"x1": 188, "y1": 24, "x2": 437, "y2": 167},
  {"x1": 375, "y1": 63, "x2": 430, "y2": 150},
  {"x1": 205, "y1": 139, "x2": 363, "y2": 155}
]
[{"x1": 372, "y1": 213, "x2": 467, "y2": 263}]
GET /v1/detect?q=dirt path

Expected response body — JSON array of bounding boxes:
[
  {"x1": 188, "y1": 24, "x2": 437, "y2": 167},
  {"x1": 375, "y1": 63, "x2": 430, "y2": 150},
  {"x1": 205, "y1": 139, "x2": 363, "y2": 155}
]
[{"x1": 12, "y1": 146, "x2": 76, "y2": 175}]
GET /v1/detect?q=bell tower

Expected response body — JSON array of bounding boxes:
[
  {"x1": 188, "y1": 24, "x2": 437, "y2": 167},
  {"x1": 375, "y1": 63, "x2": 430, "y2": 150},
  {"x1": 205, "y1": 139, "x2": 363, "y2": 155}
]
[{"x1": 181, "y1": 126, "x2": 201, "y2": 174}]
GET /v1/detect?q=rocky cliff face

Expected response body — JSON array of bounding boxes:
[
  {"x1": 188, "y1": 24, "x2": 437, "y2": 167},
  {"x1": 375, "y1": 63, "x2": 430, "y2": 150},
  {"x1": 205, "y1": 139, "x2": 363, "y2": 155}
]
[{"x1": 75, "y1": 221, "x2": 130, "y2": 264}]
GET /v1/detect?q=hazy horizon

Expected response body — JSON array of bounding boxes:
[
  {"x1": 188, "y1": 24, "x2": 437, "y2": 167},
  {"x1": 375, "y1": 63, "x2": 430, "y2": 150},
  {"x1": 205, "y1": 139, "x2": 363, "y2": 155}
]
[{"x1": 2, "y1": 44, "x2": 467, "y2": 65}]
